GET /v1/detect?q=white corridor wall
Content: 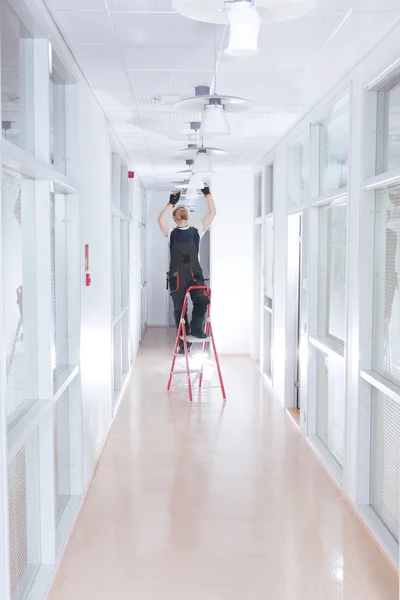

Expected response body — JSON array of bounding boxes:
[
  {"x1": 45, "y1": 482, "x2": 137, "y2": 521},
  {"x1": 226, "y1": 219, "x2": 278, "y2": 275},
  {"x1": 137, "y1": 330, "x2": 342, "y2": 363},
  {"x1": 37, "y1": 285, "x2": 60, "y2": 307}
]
[
  {"x1": 78, "y1": 83, "x2": 113, "y2": 489},
  {"x1": 211, "y1": 173, "x2": 254, "y2": 355}
]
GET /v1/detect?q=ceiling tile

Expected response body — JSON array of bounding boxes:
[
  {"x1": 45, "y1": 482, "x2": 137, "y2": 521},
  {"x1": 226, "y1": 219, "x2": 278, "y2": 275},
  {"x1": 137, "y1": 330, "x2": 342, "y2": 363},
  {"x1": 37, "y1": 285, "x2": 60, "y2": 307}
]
[
  {"x1": 127, "y1": 71, "x2": 213, "y2": 105},
  {"x1": 108, "y1": 0, "x2": 174, "y2": 10},
  {"x1": 85, "y1": 69, "x2": 130, "y2": 88},
  {"x1": 327, "y1": 10, "x2": 400, "y2": 46},
  {"x1": 52, "y1": 9, "x2": 115, "y2": 44},
  {"x1": 216, "y1": 71, "x2": 303, "y2": 106},
  {"x1": 72, "y1": 44, "x2": 122, "y2": 69},
  {"x1": 46, "y1": 0, "x2": 105, "y2": 8},
  {"x1": 308, "y1": 45, "x2": 361, "y2": 70},
  {"x1": 94, "y1": 89, "x2": 135, "y2": 111},
  {"x1": 221, "y1": 13, "x2": 345, "y2": 71},
  {"x1": 112, "y1": 12, "x2": 217, "y2": 46},
  {"x1": 312, "y1": 0, "x2": 352, "y2": 14},
  {"x1": 283, "y1": 89, "x2": 324, "y2": 106},
  {"x1": 124, "y1": 46, "x2": 215, "y2": 70},
  {"x1": 353, "y1": 0, "x2": 400, "y2": 8},
  {"x1": 295, "y1": 70, "x2": 341, "y2": 90}
]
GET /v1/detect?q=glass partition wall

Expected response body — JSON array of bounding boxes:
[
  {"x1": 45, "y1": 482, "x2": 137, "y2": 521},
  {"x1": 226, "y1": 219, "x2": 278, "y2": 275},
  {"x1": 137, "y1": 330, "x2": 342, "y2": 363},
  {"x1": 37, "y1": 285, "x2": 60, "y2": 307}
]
[
  {"x1": 254, "y1": 166, "x2": 274, "y2": 384},
  {"x1": 112, "y1": 153, "x2": 131, "y2": 410},
  {"x1": 0, "y1": 2, "x2": 81, "y2": 599}
]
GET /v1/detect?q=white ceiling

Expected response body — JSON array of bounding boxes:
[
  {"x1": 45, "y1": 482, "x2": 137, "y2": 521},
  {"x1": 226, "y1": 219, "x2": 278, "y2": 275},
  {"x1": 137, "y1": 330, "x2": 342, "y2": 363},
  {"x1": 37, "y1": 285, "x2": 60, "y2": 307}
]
[{"x1": 44, "y1": 0, "x2": 400, "y2": 189}]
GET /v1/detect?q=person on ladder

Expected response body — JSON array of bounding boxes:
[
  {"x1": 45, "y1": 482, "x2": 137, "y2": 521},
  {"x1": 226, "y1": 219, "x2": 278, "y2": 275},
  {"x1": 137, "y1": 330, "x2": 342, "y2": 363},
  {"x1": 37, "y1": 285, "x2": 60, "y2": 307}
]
[{"x1": 158, "y1": 186, "x2": 216, "y2": 354}]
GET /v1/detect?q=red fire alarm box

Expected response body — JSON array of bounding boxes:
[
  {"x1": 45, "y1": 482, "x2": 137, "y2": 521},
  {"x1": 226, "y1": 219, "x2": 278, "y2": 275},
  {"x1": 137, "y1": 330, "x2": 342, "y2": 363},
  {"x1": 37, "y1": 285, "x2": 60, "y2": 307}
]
[
  {"x1": 86, "y1": 273, "x2": 91, "y2": 287},
  {"x1": 128, "y1": 171, "x2": 135, "y2": 179}
]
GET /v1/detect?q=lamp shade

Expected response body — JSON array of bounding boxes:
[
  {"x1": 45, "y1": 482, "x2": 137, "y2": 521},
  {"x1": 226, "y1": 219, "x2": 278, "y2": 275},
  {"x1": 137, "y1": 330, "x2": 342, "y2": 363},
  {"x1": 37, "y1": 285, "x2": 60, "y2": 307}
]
[
  {"x1": 187, "y1": 172, "x2": 204, "y2": 190},
  {"x1": 193, "y1": 149, "x2": 214, "y2": 174},
  {"x1": 225, "y1": 1, "x2": 261, "y2": 58},
  {"x1": 185, "y1": 188, "x2": 199, "y2": 202},
  {"x1": 200, "y1": 102, "x2": 230, "y2": 136}
]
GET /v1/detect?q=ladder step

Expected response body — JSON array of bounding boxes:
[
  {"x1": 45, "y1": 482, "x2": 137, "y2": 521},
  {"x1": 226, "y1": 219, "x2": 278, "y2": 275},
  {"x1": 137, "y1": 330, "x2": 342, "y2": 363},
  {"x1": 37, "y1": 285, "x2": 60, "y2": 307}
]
[
  {"x1": 172, "y1": 369, "x2": 202, "y2": 375},
  {"x1": 180, "y1": 335, "x2": 212, "y2": 343}
]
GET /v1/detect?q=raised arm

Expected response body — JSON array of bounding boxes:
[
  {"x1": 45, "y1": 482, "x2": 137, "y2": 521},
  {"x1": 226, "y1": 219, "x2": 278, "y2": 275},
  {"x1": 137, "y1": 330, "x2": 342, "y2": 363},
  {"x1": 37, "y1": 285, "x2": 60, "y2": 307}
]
[
  {"x1": 158, "y1": 192, "x2": 180, "y2": 237},
  {"x1": 201, "y1": 186, "x2": 216, "y2": 231}
]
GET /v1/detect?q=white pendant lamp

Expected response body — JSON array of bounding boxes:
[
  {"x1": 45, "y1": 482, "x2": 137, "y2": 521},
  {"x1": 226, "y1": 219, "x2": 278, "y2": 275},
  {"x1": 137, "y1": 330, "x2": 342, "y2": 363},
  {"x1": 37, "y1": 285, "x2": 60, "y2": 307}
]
[
  {"x1": 225, "y1": 0, "x2": 261, "y2": 57},
  {"x1": 188, "y1": 172, "x2": 204, "y2": 190},
  {"x1": 200, "y1": 99, "x2": 230, "y2": 136},
  {"x1": 193, "y1": 149, "x2": 214, "y2": 174},
  {"x1": 185, "y1": 188, "x2": 199, "y2": 202}
]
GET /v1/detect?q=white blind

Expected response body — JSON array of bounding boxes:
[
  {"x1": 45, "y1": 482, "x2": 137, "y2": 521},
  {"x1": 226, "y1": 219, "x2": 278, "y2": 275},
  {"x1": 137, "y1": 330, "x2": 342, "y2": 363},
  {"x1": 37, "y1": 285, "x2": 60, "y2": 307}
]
[
  {"x1": 373, "y1": 185, "x2": 400, "y2": 384},
  {"x1": 318, "y1": 203, "x2": 347, "y2": 344},
  {"x1": 316, "y1": 350, "x2": 345, "y2": 466},
  {"x1": 370, "y1": 389, "x2": 400, "y2": 541},
  {"x1": 8, "y1": 432, "x2": 41, "y2": 600}
]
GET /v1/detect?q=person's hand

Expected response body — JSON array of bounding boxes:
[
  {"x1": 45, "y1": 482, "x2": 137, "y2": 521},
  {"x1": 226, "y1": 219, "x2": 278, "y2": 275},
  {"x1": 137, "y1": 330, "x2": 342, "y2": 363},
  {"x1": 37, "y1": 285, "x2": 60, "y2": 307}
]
[
  {"x1": 201, "y1": 186, "x2": 211, "y2": 197},
  {"x1": 169, "y1": 192, "x2": 180, "y2": 206}
]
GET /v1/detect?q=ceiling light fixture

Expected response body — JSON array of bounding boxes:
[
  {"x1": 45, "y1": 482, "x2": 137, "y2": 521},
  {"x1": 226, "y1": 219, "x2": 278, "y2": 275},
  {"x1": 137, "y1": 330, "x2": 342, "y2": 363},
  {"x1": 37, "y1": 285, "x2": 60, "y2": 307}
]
[
  {"x1": 170, "y1": 179, "x2": 190, "y2": 189},
  {"x1": 173, "y1": 0, "x2": 317, "y2": 24},
  {"x1": 200, "y1": 98, "x2": 230, "y2": 136},
  {"x1": 185, "y1": 188, "x2": 199, "y2": 202},
  {"x1": 176, "y1": 159, "x2": 195, "y2": 175},
  {"x1": 176, "y1": 142, "x2": 227, "y2": 158},
  {"x1": 175, "y1": 85, "x2": 251, "y2": 113},
  {"x1": 193, "y1": 149, "x2": 214, "y2": 174},
  {"x1": 225, "y1": 0, "x2": 261, "y2": 57},
  {"x1": 188, "y1": 172, "x2": 205, "y2": 190}
]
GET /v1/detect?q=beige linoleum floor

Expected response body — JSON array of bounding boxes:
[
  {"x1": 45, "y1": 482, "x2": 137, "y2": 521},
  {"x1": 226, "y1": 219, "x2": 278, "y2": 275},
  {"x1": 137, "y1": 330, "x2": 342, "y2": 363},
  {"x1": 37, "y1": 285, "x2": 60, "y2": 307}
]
[{"x1": 49, "y1": 328, "x2": 398, "y2": 600}]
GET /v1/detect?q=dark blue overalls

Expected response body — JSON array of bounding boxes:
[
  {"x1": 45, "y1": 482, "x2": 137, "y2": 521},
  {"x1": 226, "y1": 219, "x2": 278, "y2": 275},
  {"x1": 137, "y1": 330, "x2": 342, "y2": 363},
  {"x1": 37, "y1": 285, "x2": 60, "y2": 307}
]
[{"x1": 168, "y1": 226, "x2": 210, "y2": 337}]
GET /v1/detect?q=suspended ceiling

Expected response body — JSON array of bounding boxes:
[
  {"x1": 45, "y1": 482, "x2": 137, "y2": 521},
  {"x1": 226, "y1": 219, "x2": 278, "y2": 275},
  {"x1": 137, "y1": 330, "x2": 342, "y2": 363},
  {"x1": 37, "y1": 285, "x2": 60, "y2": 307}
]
[{"x1": 44, "y1": 0, "x2": 400, "y2": 190}]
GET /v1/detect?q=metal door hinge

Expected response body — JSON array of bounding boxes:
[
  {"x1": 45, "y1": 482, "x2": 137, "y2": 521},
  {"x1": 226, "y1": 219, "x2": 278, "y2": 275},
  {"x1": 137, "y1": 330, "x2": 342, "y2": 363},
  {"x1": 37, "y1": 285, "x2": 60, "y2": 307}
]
[{"x1": 294, "y1": 381, "x2": 300, "y2": 388}]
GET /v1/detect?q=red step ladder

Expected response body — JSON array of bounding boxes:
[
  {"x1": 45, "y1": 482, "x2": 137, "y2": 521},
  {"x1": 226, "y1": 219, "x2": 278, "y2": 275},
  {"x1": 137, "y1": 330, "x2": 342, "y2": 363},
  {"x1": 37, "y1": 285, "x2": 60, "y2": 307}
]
[{"x1": 167, "y1": 285, "x2": 226, "y2": 403}]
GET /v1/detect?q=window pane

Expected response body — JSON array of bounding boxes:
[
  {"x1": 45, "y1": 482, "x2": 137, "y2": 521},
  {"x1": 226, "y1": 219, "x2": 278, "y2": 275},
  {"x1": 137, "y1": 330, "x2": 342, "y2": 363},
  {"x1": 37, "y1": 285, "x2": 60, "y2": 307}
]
[
  {"x1": 121, "y1": 163, "x2": 129, "y2": 215},
  {"x1": 113, "y1": 216, "x2": 122, "y2": 315},
  {"x1": 254, "y1": 172, "x2": 262, "y2": 218},
  {"x1": 54, "y1": 388, "x2": 70, "y2": 524},
  {"x1": 50, "y1": 50, "x2": 67, "y2": 174},
  {"x1": 265, "y1": 165, "x2": 273, "y2": 215},
  {"x1": 319, "y1": 95, "x2": 349, "y2": 195},
  {"x1": 370, "y1": 389, "x2": 400, "y2": 542},
  {"x1": 316, "y1": 349, "x2": 345, "y2": 467},
  {"x1": 264, "y1": 218, "x2": 273, "y2": 304},
  {"x1": 0, "y1": 0, "x2": 34, "y2": 152},
  {"x1": 373, "y1": 185, "x2": 400, "y2": 384},
  {"x1": 2, "y1": 167, "x2": 37, "y2": 429},
  {"x1": 288, "y1": 136, "x2": 306, "y2": 205},
  {"x1": 263, "y1": 309, "x2": 272, "y2": 378},
  {"x1": 318, "y1": 203, "x2": 347, "y2": 345},
  {"x1": 8, "y1": 431, "x2": 41, "y2": 600},
  {"x1": 112, "y1": 154, "x2": 122, "y2": 210},
  {"x1": 51, "y1": 193, "x2": 69, "y2": 383}
]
